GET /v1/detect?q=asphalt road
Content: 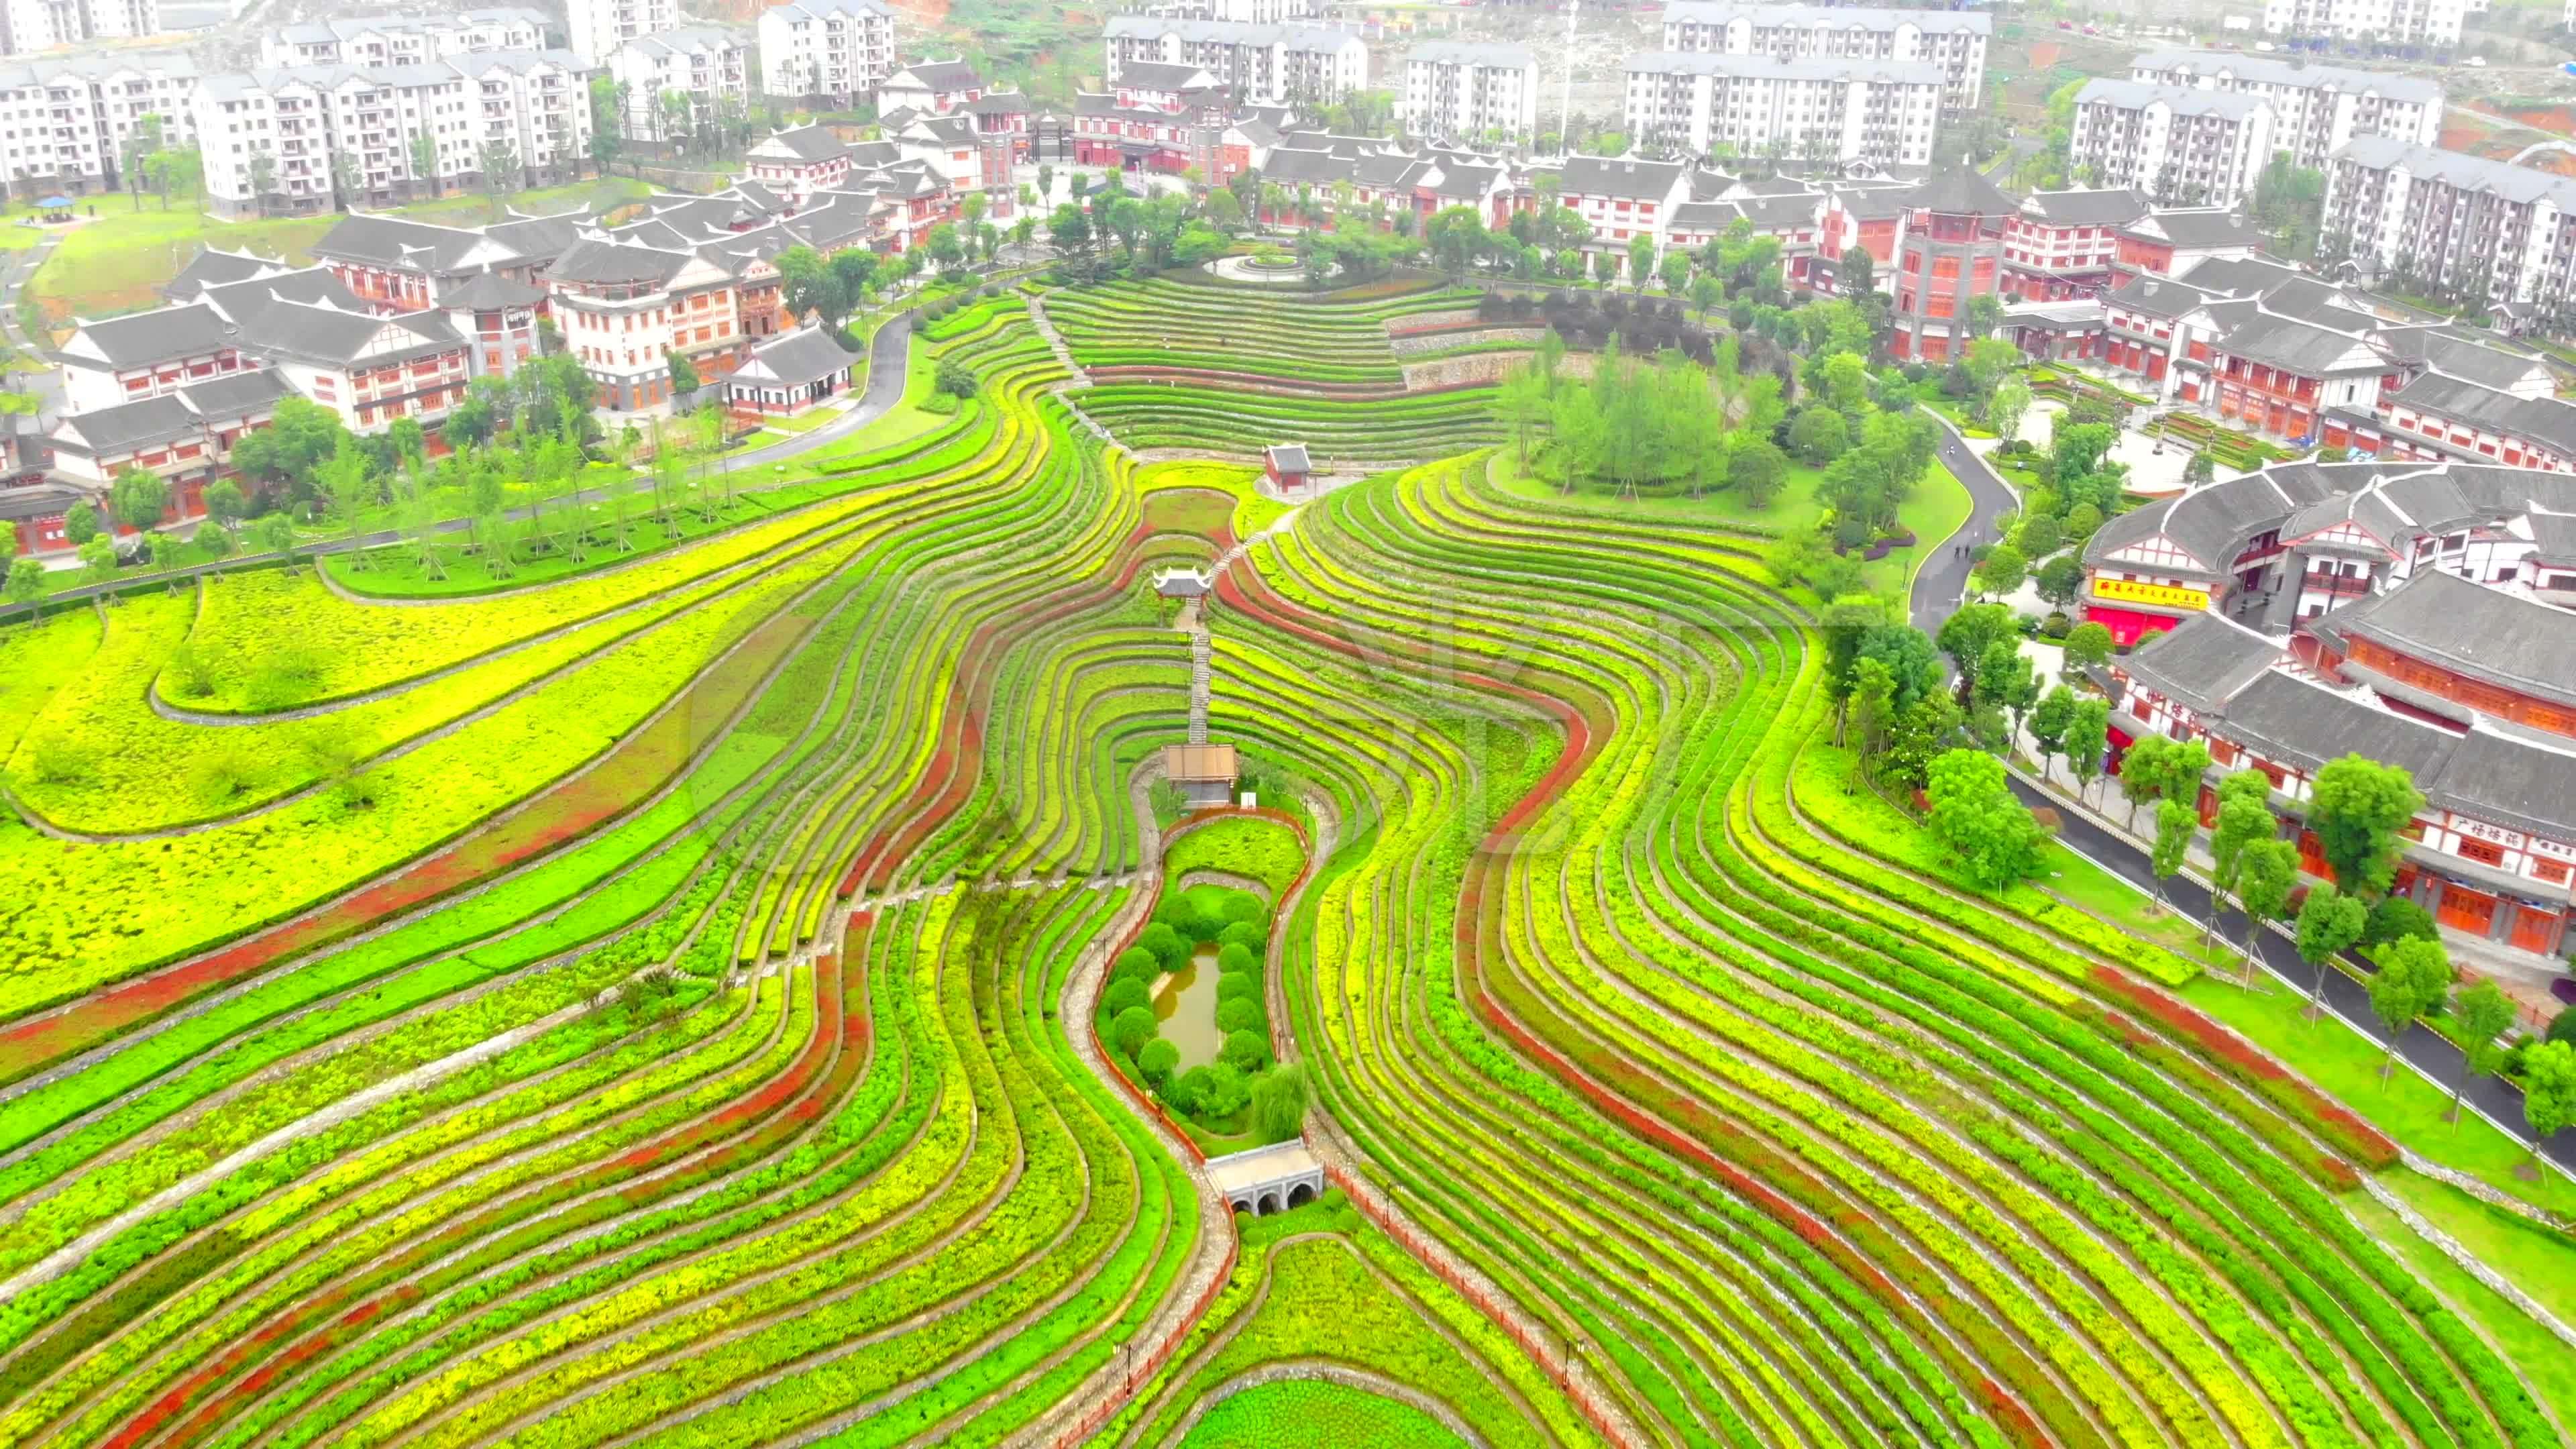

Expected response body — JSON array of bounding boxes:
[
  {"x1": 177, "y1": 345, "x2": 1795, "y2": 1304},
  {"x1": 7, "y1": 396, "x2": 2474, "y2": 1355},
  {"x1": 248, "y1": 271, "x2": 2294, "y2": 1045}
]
[
  {"x1": 1910, "y1": 411, "x2": 2021, "y2": 635},
  {"x1": 2017, "y1": 775, "x2": 2576, "y2": 1175},
  {"x1": 31, "y1": 307, "x2": 925, "y2": 605}
]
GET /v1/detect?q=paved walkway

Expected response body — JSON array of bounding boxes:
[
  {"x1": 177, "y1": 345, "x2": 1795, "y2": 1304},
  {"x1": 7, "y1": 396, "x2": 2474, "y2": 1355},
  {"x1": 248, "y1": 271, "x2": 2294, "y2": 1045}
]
[
  {"x1": 2010, "y1": 766, "x2": 2576, "y2": 1175},
  {"x1": 1911, "y1": 408, "x2": 2020, "y2": 635}
]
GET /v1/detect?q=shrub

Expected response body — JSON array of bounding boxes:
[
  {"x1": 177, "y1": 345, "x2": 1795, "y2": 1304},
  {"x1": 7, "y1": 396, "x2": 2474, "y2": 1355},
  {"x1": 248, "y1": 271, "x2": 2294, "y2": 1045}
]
[
  {"x1": 1216, "y1": 997, "x2": 1265, "y2": 1034},
  {"x1": 1137, "y1": 1037, "x2": 1180, "y2": 1087},
  {"x1": 1110, "y1": 1005, "x2": 1157, "y2": 1056},
  {"x1": 934, "y1": 358, "x2": 977, "y2": 398},
  {"x1": 2364, "y1": 896, "x2": 2438, "y2": 949},
  {"x1": 1112, "y1": 947, "x2": 1161, "y2": 984},
  {"x1": 1102, "y1": 977, "x2": 1150, "y2": 1017},
  {"x1": 1216, "y1": 971, "x2": 1259, "y2": 1004},
  {"x1": 1218, "y1": 920, "x2": 1265, "y2": 953},
  {"x1": 1216, "y1": 941, "x2": 1258, "y2": 976},
  {"x1": 1222, "y1": 1028, "x2": 1271, "y2": 1073},
  {"x1": 1136, "y1": 922, "x2": 1191, "y2": 972}
]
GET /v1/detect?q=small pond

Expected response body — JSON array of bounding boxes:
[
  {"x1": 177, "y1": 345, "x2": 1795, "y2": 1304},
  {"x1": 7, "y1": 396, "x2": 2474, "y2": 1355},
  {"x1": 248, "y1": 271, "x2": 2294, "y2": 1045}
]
[{"x1": 1151, "y1": 944, "x2": 1226, "y2": 1069}]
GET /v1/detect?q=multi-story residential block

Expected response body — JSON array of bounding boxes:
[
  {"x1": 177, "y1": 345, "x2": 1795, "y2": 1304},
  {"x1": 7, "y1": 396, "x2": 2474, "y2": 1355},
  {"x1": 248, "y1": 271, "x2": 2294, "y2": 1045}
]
[
  {"x1": 544, "y1": 231, "x2": 743, "y2": 411},
  {"x1": 2068, "y1": 80, "x2": 2274, "y2": 207},
  {"x1": 757, "y1": 0, "x2": 895, "y2": 106},
  {"x1": 192, "y1": 52, "x2": 593, "y2": 219},
  {"x1": 1999, "y1": 186, "x2": 2147, "y2": 301},
  {"x1": 0, "y1": 54, "x2": 198, "y2": 201},
  {"x1": 1, "y1": 0, "x2": 156, "y2": 58},
  {"x1": 1622, "y1": 52, "x2": 1943, "y2": 166},
  {"x1": 1143, "y1": 0, "x2": 1312, "y2": 20},
  {"x1": 566, "y1": 0, "x2": 678, "y2": 68},
  {"x1": 258, "y1": 10, "x2": 549, "y2": 68},
  {"x1": 1658, "y1": 3, "x2": 1990, "y2": 112},
  {"x1": 1400, "y1": 42, "x2": 1537, "y2": 142},
  {"x1": 1104, "y1": 17, "x2": 1366, "y2": 105},
  {"x1": 2127, "y1": 49, "x2": 2440, "y2": 168},
  {"x1": 1886, "y1": 165, "x2": 2012, "y2": 361},
  {"x1": 608, "y1": 25, "x2": 753, "y2": 146},
  {"x1": 2262, "y1": 0, "x2": 2464, "y2": 47},
  {"x1": 2323, "y1": 136, "x2": 2576, "y2": 330}
]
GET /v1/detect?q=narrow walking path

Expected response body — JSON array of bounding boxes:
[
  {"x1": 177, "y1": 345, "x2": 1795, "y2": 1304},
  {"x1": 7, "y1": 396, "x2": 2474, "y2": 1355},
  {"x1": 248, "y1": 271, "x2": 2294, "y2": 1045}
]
[{"x1": 1912, "y1": 407, "x2": 2020, "y2": 635}]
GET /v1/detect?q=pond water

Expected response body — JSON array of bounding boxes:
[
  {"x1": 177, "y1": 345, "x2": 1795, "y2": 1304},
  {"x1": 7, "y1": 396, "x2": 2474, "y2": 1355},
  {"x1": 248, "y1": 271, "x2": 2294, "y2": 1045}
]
[{"x1": 1151, "y1": 944, "x2": 1226, "y2": 1069}]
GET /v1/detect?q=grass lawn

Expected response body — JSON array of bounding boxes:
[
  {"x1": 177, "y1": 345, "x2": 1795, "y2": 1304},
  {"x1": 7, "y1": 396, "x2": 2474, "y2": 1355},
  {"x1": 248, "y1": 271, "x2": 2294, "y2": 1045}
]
[
  {"x1": 1489, "y1": 447, "x2": 1829, "y2": 535},
  {"x1": 23, "y1": 178, "x2": 653, "y2": 330},
  {"x1": 2383, "y1": 1169, "x2": 2576, "y2": 1320},
  {"x1": 1878, "y1": 459, "x2": 1974, "y2": 596},
  {"x1": 2343, "y1": 1182, "x2": 2576, "y2": 1431},
  {"x1": 2180, "y1": 973, "x2": 2576, "y2": 1219}
]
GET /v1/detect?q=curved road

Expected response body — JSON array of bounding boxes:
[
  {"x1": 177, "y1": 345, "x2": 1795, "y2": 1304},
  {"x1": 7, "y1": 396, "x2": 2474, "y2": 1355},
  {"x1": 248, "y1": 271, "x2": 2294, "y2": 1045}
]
[
  {"x1": 31, "y1": 309, "x2": 924, "y2": 610},
  {"x1": 1911, "y1": 409, "x2": 2021, "y2": 634}
]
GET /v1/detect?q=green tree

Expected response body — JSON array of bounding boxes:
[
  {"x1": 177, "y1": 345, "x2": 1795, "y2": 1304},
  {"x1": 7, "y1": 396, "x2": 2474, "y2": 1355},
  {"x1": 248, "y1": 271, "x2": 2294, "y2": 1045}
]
[
  {"x1": 2453, "y1": 980, "x2": 2518, "y2": 1122},
  {"x1": 317, "y1": 439, "x2": 375, "y2": 568},
  {"x1": 64, "y1": 502, "x2": 97, "y2": 547},
  {"x1": 2523, "y1": 1040, "x2": 2576, "y2": 1167},
  {"x1": 2061, "y1": 620, "x2": 2113, "y2": 680},
  {"x1": 409, "y1": 129, "x2": 439, "y2": 198},
  {"x1": 2029, "y1": 684, "x2": 2076, "y2": 783},
  {"x1": 1973, "y1": 637, "x2": 2037, "y2": 745},
  {"x1": 1110, "y1": 1006, "x2": 1157, "y2": 1057},
  {"x1": 1973, "y1": 541, "x2": 2027, "y2": 600},
  {"x1": 2296, "y1": 883, "x2": 2369, "y2": 1020},
  {"x1": 667, "y1": 350, "x2": 701, "y2": 395},
  {"x1": 1788, "y1": 407, "x2": 1847, "y2": 464},
  {"x1": 2208, "y1": 788, "x2": 2277, "y2": 947},
  {"x1": 1251, "y1": 1063, "x2": 1309, "y2": 1142},
  {"x1": 1850, "y1": 655, "x2": 1900, "y2": 760},
  {"x1": 1935, "y1": 602, "x2": 2015, "y2": 695},
  {"x1": 2367, "y1": 934, "x2": 2452, "y2": 1079},
  {"x1": 478, "y1": 139, "x2": 521, "y2": 216},
  {"x1": 78, "y1": 534, "x2": 116, "y2": 586},
  {"x1": 2065, "y1": 697, "x2": 2110, "y2": 804},
  {"x1": 1627, "y1": 233, "x2": 1656, "y2": 292},
  {"x1": 2235, "y1": 837, "x2": 2300, "y2": 969},
  {"x1": 1729, "y1": 437, "x2": 1790, "y2": 507},
  {"x1": 2309, "y1": 755, "x2": 2423, "y2": 897},
  {"x1": 108, "y1": 466, "x2": 170, "y2": 534},
  {"x1": 1962, "y1": 292, "x2": 2004, "y2": 338},
  {"x1": 1987, "y1": 378, "x2": 2031, "y2": 443},
  {"x1": 1926, "y1": 747, "x2": 2048, "y2": 889},
  {"x1": 2035, "y1": 554, "x2": 2085, "y2": 611},
  {"x1": 2149, "y1": 798, "x2": 2197, "y2": 908},
  {"x1": 5, "y1": 555, "x2": 44, "y2": 619}
]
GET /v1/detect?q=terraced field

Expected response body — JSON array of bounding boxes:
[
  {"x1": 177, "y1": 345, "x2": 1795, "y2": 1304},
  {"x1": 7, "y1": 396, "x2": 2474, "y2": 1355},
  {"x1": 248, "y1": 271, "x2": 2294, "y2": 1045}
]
[
  {"x1": 0, "y1": 278, "x2": 2562, "y2": 1449},
  {"x1": 1046, "y1": 278, "x2": 1509, "y2": 465}
]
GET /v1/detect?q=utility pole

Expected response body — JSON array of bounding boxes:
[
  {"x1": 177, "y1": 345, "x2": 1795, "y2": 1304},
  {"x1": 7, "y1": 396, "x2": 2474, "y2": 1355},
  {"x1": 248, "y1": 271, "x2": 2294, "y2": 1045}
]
[{"x1": 1557, "y1": 0, "x2": 1578, "y2": 158}]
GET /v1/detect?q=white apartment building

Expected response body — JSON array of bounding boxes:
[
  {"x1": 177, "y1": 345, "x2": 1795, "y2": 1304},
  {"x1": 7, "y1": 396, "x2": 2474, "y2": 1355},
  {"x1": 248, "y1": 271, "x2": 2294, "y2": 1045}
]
[
  {"x1": 1401, "y1": 42, "x2": 1537, "y2": 142},
  {"x1": 2127, "y1": 49, "x2": 2441, "y2": 168},
  {"x1": 0, "y1": 54, "x2": 197, "y2": 200},
  {"x1": 608, "y1": 25, "x2": 752, "y2": 144},
  {"x1": 2262, "y1": 0, "x2": 2465, "y2": 46},
  {"x1": 1, "y1": 0, "x2": 156, "y2": 58},
  {"x1": 757, "y1": 0, "x2": 896, "y2": 105},
  {"x1": 1104, "y1": 17, "x2": 1366, "y2": 105},
  {"x1": 2069, "y1": 80, "x2": 2275, "y2": 209},
  {"x1": 258, "y1": 10, "x2": 549, "y2": 68},
  {"x1": 1658, "y1": 3, "x2": 1990, "y2": 112},
  {"x1": 193, "y1": 52, "x2": 592, "y2": 218},
  {"x1": 566, "y1": 0, "x2": 678, "y2": 69},
  {"x1": 1624, "y1": 52, "x2": 1942, "y2": 166},
  {"x1": 2324, "y1": 136, "x2": 2576, "y2": 325},
  {"x1": 1144, "y1": 0, "x2": 1312, "y2": 19}
]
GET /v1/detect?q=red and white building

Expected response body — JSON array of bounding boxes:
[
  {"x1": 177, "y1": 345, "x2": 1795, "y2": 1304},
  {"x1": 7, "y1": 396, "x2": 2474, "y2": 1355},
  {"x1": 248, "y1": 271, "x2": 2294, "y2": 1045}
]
[
  {"x1": 2000, "y1": 187, "x2": 2145, "y2": 303},
  {"x1": 545, "y1": 231, "x2": 745, "y2": 413},
  {"x1": 722, "y1": 323, "x2": 852, "y2": 415},
  {"x1": 2101, "y1": 460, "x2": 2576, "y2": 961}
]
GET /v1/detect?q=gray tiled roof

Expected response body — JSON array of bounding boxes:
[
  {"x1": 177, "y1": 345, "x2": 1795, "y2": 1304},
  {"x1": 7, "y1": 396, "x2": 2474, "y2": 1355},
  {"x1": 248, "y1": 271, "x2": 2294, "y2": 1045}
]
[
  {"x1": 2121, "y1": 614, "x2": 2284, "y2": 714},
  {"x1": 2020, "y1": 187, "x2": 2148, "y2": 227},
  {"x1": 164, "y1": 248, "x2": 278, "y2": 302},
  {"x1": 178, "y1": 367, "x2": 295, "y2": 417},
  {"x1": 2125, "y1": 208, "x2": 2268, "y2": 249},
  {"x1": 1115, "y1": 60, "x2": 1218, "y2": 91},
  {"x1": 50, "y1": 393, "x2": 197, "y2": 455},
  {"x1": 1560, "y1": 155, "x2": 1688, "y2": 201},
  {"x1": 67, "y1": 304, "x2": 231, "y2": 367},
  {"x1": 890, "y1": 59, "x2": 983, "y2": 91},
  {"x1": 2216, "y1": 309, "x2": 2378, "y2": 375},
  {"x1": 735, "y1": 325, "x2": 853, "y2": 387},
  {"x1": 549, "y1": 235, "x2": 698, "y2": 286},
  {"x1": 2385, "y1": 372, "x2": 2576, "y2": 459},
  {"x1": 2076, "y1": 78, "x2": 2271, "y2": 120},
  {"x1": 2314, "y1": 567, "x2": 2576, "y2": 710},
  {"x1": 2205, "y1": 669, "x2": 2459, "y2": 780},
  {"x1": 1661, "y1": 2, "x2": 1989, "y2": 34}
]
